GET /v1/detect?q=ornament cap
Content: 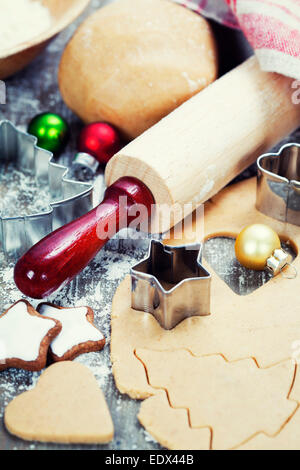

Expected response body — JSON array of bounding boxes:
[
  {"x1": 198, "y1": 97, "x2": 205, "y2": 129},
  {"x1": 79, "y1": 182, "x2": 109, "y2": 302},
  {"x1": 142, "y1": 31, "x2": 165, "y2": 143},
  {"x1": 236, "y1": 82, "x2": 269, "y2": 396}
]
[
  {"x1": 72, "y1": 153, "x2": 99, "y2": 181},
  {"x1": 266, "y1": 248, "x2": 290, "y2": 276}
]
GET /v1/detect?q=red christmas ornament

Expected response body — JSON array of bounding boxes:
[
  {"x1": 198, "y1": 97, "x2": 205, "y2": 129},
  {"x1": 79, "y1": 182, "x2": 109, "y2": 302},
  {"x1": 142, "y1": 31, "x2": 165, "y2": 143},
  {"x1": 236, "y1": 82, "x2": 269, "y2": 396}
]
[
  {"x1": 72, "y1": 122, "x2": 123, "y2": 180},
  {"x1": 78, "y1": 122, "x2": 122, "y2": 165}
]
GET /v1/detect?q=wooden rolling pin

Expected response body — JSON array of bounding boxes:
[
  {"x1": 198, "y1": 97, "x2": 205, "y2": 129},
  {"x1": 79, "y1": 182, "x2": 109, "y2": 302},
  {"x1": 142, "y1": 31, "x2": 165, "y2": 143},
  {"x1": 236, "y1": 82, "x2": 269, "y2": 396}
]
[{"x1": 15, "y1": 56, "x2": 300, "y2": 298}]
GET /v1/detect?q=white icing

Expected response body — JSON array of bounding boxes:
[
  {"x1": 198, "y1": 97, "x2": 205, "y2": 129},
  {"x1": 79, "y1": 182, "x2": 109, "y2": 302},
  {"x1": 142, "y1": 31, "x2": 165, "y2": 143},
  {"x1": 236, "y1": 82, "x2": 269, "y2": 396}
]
[
  {"x1": 0, "y1": 301, "x2": 56, "y2": 362},
  {"x1": 39, "y1": 305, "x2": 104, "y2": 358}
]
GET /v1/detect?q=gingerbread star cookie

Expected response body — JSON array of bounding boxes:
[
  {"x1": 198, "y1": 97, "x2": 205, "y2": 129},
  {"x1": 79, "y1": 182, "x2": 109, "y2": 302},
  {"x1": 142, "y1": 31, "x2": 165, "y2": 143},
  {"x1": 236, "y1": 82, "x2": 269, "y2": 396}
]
[
  {"x1": 37, "y1": 303, "x2": 105, "y2": 362},
  {"x1": 0, "y1": 300, "x2": 61, "y2": 372},
  {"x1": 4, "y1": 361, "x2": 114, "y2": 444}
]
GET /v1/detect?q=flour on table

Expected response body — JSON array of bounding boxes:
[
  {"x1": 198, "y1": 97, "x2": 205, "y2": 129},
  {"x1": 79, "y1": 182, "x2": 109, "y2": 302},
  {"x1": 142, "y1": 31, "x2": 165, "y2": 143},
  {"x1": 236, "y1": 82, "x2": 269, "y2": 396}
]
[
  {"x1": 75, "y1": 353, "x2": 111, "y2": 389},
  {"x1": 144, "y1": 430, "x2": 158, "y2": 444},
  {"x1": 0, "y1": 369, "x2": 39, "y2": 418},
  {"x1": 0, "y1": 222, "x2": 149, "y2": 448},
  {"x1": 103, "y1": 257, "x2": 134, "y2": 282},
  {"x1": 0, "y1": 0, "x2": 52, "y2": 54},
  {"x1": 1, "y1": 266, "x2": 14, "y2": 284},
  {"x1": 0, "y1": 166, "x2": 52, "y2": 217}
]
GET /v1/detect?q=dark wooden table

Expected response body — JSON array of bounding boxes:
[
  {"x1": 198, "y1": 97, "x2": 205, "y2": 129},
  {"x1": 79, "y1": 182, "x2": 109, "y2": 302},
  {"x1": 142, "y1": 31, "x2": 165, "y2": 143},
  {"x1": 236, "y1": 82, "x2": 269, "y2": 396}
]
[{"x1": 0, "y1": 0, "x2": 298, "y2": 451}]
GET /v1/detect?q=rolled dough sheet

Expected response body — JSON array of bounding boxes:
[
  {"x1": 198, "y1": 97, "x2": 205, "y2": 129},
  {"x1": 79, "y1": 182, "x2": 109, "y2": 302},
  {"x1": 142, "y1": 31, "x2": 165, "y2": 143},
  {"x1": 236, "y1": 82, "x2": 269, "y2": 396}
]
[
  {"x1": 138, "y1": 392, "x2": 211, "y2": 450},
  {"x1": 111, "y1": 177, "x2": 300, "y2": 449},
  {"x1": 238, "y1": 361, "x2": 300, "y2": 450},
  {"x1": 136, "y1": 349, "x2": 296, "y2": 450}
]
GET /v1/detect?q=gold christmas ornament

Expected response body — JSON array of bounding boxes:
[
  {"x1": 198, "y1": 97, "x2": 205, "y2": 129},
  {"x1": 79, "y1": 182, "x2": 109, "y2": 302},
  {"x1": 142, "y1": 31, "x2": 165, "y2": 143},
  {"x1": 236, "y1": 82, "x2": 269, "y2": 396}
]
[{"x1": 235, "y1": 224, "x2": 293, "y2": 276}]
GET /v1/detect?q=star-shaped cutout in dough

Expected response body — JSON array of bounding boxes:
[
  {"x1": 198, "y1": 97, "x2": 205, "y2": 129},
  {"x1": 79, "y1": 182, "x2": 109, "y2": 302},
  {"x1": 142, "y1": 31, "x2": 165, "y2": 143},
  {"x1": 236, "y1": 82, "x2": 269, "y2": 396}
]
[
  {"x1": 37, "y1": 303, "x2": 105, "y2": 362},
  {"x1": 0, "y1": 300, "x2": 61, "y2": 372}
]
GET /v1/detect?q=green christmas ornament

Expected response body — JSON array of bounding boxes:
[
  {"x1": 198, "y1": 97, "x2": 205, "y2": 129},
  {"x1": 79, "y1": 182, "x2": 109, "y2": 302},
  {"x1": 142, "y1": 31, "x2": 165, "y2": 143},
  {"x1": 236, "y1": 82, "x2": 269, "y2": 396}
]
[{"x1": 28, "y1": 113, "x2": 69, "y2": 155}]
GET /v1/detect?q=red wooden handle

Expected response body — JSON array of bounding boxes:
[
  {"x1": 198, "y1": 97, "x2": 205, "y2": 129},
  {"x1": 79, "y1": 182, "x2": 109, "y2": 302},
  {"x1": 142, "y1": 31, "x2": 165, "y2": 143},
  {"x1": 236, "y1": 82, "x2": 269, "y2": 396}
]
[{"x1": 14, "y1": 177, "x2": 154, "y2": 299}]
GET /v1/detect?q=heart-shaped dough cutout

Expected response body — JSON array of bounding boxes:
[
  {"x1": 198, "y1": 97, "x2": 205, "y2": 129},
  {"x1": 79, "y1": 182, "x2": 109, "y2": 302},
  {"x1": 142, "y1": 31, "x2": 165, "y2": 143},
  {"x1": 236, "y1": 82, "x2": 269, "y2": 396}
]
[{"x1": 4, "y1": 361, "x2": 114, "y2": 444}]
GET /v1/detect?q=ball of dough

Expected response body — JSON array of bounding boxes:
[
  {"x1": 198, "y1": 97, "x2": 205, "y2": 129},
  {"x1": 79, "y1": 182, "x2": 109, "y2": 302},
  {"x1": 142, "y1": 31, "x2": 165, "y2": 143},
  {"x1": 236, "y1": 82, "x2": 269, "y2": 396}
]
[{"x1": 59, "y1": 0, "x2": 218, "y2": 139}]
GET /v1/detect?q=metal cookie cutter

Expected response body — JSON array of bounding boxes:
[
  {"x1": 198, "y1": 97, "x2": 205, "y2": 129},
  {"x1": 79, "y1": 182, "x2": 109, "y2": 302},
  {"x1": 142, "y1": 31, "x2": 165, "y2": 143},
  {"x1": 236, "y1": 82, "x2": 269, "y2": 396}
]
[
  {"x1": 257, "y1": 143, "x2": 300, "y2": 226},
  {"x1": 131, "y1": 239, "x2": 211, "y2": 330},
  {"x1": 0, "y1": 120, "x2": 93, "y2": 258}
]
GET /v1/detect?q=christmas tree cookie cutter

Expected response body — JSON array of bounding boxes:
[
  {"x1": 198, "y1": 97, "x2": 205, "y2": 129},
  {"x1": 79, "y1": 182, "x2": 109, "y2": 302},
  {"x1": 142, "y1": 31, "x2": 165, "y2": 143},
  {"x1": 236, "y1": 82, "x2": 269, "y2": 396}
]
[
  {"x1": 131, "y1": 239, "x2": 211, "y2": 330},
  {"x1": 0, "y1": 120, "x2": 93, "y2": 259},
  {"x1": 257, "y1": 143, "x2": 300, "y2": 226}
]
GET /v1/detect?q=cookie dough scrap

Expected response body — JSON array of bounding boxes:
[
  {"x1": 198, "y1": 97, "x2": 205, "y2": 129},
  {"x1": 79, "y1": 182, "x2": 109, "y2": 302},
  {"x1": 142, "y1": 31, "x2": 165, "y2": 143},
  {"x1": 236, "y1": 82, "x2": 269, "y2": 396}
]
[
  {"x1": 138, "y1": 392, "x2": 211, "y2": 450},
  {"x1": 5, "y1": 362, "x2": 114, "y2": 444},
  {"x1": 238, "y1": 361, "x2": 300, "y2": 450},
  {"x1": 111, "y1": 178, "x2": 300, "y2": 403},
  {"x1": 237, "y1": 408, "x2": 300, "y2": 450},
  {"x1": 135, "y1": 349, "x2": 296, "y2": 450}
]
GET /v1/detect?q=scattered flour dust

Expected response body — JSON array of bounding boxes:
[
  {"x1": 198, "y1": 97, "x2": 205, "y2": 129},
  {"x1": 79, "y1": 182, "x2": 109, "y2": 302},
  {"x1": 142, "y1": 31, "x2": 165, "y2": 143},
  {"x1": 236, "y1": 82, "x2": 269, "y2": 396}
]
[
  {"x1": 0, "y1": 165, "x2": 52, "y2": 217},
  {"x1": 76, "y1": 353, "x2": 112, "y2": 389},
  {"x1": 103, "y1": 256, "x2": 136, "y2": 282},
  {"x1": 0, "y1": 225, "x2": 148, "y2": 446},
  {"x1": 0, "y1": 0, "x2": 52, "y2": 54},
  {"x1": 0, "y1": 246, "x2": 142, "y2": 431},
  {"x1": 0, "y1": 369, "x2": 40, "y2": 418},
  {"x1": 144, "y1": 430, "x2": 158, "y2": 444}
]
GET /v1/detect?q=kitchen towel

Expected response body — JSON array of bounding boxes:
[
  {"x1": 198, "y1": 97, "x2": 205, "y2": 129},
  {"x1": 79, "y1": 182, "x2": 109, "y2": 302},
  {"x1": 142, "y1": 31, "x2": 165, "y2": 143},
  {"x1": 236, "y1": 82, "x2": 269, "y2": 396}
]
[{"x1": 174, "y1": 0, "x2": 300, "y2": 80}]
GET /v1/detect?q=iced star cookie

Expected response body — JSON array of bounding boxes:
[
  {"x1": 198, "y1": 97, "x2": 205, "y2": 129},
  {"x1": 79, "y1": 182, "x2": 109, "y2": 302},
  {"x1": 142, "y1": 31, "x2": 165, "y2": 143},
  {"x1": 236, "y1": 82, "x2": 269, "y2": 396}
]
[
  {"x1": 37, "y1": 303, "x2": 105, "y2": 362},
  {"x1": 0, "y1": 300, "x2": 61, "y2": 372}
]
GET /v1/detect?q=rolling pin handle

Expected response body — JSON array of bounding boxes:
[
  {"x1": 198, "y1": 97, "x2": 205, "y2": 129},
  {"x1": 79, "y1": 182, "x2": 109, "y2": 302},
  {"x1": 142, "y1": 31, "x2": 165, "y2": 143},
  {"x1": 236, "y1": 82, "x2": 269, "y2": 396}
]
[{"x1": 14, "y1": 177, "x2": 154, "y2": 299}]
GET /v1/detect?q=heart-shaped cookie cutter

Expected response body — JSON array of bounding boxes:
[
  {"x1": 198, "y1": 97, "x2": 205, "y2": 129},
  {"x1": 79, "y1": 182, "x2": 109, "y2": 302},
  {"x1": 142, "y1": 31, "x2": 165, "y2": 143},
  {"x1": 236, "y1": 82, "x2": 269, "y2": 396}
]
[
  {"x1": 131, "y1": 239, "x2": 211, "y2": 330},
  {"x1": 0, "y1": 120, "x2": 93, "y2": 258},
  {"x1": 257, "y1": 143, "x2": 300, "y2": 226}
]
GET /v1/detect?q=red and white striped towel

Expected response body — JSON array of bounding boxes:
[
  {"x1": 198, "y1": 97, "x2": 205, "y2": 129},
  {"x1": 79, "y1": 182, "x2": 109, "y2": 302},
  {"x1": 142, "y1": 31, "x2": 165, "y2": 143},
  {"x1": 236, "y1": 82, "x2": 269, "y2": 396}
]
[{"x1": 174, "y1": 0, "x2": 300, "y2": 80}]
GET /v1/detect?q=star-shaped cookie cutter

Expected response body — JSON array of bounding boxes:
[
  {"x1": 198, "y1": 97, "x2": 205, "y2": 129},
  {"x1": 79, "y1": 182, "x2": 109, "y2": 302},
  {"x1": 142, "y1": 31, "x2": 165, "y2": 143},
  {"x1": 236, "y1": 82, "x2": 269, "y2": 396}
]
[
  {"x1": 131, "y1": 239, "x2": 211, "y2": 330},
  {"x1": 0, "y1": 120, "x2": 93, "y2": 258},
  {"x1": 257, "y1": 143, "x2": 300, "y2": 226}
]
